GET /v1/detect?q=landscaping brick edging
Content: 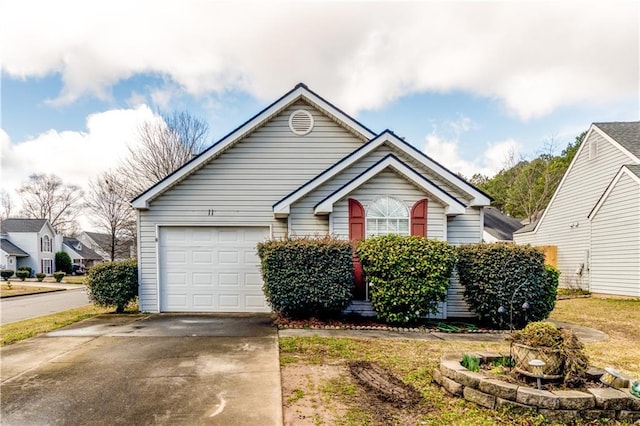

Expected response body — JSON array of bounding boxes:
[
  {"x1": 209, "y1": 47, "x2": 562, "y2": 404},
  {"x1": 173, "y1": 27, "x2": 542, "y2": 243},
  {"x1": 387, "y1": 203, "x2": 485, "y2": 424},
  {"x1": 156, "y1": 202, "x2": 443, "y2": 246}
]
[{"x1": 434, "y1": 353, "x2": 640, "y2": 423}]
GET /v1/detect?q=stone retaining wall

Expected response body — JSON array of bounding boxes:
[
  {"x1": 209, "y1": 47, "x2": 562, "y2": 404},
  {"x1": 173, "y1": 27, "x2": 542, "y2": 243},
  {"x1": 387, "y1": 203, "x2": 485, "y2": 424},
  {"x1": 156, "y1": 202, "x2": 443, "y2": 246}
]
[{"x1": 434, "y1": 353, "x2": 640, "y2": 423}]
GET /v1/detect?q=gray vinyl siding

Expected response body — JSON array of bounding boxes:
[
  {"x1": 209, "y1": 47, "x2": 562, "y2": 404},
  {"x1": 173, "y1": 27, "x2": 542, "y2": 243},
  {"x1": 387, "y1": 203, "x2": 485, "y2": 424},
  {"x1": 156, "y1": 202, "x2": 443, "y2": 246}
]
[
  {"x1": 514, "y1": 131, "x2": 634, "y2": 290},
  {"x1": 590, "y1": 173, "x2": 640, "y2": 296},
  {"x1": 329, "y1": 170, "x2": 446, "y2": 239},
  {"x1": 137, "y1": 100, "x2": 365, "y2": 312},
  {"x1": 446, "y1": 207, "x2": 482, "y2": 317}
]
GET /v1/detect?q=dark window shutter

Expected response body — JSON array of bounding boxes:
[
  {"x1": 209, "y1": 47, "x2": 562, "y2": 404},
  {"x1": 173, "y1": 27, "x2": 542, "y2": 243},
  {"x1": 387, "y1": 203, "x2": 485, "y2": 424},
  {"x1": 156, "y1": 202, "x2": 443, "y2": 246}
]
[
  {"x1": 348, "y1": 198, "x2": 365, "y2": 241},
  {"x1": 411, "y1": 199, "x2": 428, "y2": 237}
]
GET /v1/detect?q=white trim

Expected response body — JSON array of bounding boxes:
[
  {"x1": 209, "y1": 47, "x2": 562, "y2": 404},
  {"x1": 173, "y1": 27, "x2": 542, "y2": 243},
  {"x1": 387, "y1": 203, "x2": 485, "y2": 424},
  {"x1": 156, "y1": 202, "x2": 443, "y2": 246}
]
[
  {"x1": 588, "y1": 166, "x2": 640, "y2": 220},
  {"x1": 132, "y1": 85, "x2": 375, "y2": 209},
  {"x1": 479, "y1": 207, "x2": 485, "y2": 240},
  {"x1": 314, "y1": 156, "x2": 466, "y2": 216},
  {"x1": 518, "y1": 124, "x2": 640, "y2": 236},
  {"x1": 275, "y1": 131, "x2": 488, "y2": 217}
]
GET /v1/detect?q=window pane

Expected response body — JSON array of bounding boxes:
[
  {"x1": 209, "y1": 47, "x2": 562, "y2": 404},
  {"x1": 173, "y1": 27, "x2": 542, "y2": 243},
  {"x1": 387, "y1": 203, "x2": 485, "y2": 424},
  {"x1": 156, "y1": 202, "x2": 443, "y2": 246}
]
[{"x1": 399, "y1": 220, "x2": 409, "y2": 233}]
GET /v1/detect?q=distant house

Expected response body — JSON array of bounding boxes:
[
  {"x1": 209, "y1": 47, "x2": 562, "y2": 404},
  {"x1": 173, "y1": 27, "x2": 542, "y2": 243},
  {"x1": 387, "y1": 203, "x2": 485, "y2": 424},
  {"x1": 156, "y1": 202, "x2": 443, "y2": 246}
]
[
  {"x1": 482, "y1": 206, "x2": 524, "y2": 242},
  {"x1": 514, "y1": 122, "x2": 640, "y2": 297},
  {"x1": 77, "y1": 231, "x2": 135, "y2": 262},
  {"x1": 62, "y1": 237, "x2": 103, "y2": 268},
  {"x1": 0, "y1": 218, "x2": 57, "y2": 275}
]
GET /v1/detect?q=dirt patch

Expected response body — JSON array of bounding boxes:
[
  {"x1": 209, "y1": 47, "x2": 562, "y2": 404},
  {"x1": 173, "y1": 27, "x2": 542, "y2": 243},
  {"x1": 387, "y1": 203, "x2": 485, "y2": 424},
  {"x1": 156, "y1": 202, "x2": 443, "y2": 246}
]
[{"x1": 349, "y1": 361, "x2": 422, "y2": 408}]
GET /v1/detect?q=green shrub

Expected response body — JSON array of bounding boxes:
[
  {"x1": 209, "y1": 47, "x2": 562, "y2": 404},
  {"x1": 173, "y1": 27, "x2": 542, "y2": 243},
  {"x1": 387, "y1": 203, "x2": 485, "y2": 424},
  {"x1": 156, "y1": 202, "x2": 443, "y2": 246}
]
[
  {"x1": 86, "y1": 259, "x2": 138, "y2": 313},
  {"x1": 55, "y1": 251, "x2": 73, "y2": 275},
  {"x1": 16, "y1": 271, "x2": 29, "y2": 281},
  {"x1": 36, "y1": 272, "x2": 46, "y2": 282},
  {"x1": 456, "y1": 243, "x2": 559, "y2": 329},
  {"x1": 461, "y1": 353, "x2": 480, "y2": 372},
  {"x1": 257, "y1": 236, "x2": 353, "y2": 318},
  {"x1": 356, "y1": 235, "x2": 457, "y2": 325},
  {"x1": 1, "y1": 270, "x2": 15, "y2": 281},
  {"x1": 17, "y1": 266, "x2": 32, "y2": 277},
  {"x1": 53, "y1": 271, "x2": 65, "y2": 282}
]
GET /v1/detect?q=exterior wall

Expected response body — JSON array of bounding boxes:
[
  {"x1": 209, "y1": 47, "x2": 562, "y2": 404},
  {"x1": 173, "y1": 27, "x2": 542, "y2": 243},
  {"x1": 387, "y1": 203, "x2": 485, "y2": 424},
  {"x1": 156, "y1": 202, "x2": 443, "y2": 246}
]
[
  {"x1": 6, "y1": 232, "x2": 39, "y2": 274},
  {"x1": 514, "y1": 131, "x2": 634, "y2": 289},
  {"x1": 137, "y1": 100, "x2": 366, "y2": 312},
  {"x1": 446, "y1": 207, "x2": 482, "y2": 317},
  {"x1": 77, "y1": 233, "x2": 109, "y2": 261},
  {"x1": 330, "y1": 170, "x2": 446, "y2": 240},
  {"x1": 590, "y1": 173, "x2": 640, "y2": 296},
  {"x1": 0, "y1": 252, "x2": 17, "y2": 271}
]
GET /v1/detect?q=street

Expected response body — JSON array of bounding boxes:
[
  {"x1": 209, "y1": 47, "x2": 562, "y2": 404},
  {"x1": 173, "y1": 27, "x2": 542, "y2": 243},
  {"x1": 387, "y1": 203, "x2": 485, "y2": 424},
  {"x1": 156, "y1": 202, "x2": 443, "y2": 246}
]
[{"x1": 1, "y1": 288, "x2": 91, "y2": 324}]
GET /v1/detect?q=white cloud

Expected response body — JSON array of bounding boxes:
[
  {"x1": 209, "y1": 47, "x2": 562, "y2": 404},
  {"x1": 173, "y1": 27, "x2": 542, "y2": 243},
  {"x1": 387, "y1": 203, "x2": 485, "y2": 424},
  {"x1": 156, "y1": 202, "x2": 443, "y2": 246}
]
[
  {"x1": 0, "y1": 105, "x2": 156, "y2": 197},
  {"x1": 1, "y1": 1, "x2": 637, "y2": 119},
  {"x1": 424, "y1": 117, "x2": 521, "y2": 178}
]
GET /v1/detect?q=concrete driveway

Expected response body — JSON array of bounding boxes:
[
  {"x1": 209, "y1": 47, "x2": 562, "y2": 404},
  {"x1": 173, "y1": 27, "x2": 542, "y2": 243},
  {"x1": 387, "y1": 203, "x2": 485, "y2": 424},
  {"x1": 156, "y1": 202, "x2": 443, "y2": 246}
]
[{"x1": 1, "y1": 314, "x2": 282, "y2": 425}]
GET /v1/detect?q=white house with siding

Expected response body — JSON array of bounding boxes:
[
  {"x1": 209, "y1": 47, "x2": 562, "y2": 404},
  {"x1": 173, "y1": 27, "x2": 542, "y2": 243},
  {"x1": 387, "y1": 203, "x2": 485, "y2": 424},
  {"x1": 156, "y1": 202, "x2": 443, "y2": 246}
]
[
  {"x1": 0, "y1": 219, "x2": 57, "y2": 275},
  {"x1": 514, "y1": 122, "x2": 640, "y2": 297},
  {"x1": 132, "y1": 84, "x2": 491, "y2": 316}
]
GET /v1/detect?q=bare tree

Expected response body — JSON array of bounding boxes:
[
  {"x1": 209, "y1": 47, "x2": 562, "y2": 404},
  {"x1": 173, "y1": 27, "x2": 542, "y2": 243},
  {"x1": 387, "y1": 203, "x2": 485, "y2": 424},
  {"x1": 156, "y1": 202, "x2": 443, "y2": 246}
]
[
  {"x1": 85, "y1": 171, "x2": 136, "y2": 261},
  {"x1": 17, "y1": 174, "x2": 83, "y2": 235},
  {"x1": 0, "y1": 190, "x2": 13, "y2": 221},
  {"x1": 119, "y1": 111, "x2": 210, "y2": 198}
]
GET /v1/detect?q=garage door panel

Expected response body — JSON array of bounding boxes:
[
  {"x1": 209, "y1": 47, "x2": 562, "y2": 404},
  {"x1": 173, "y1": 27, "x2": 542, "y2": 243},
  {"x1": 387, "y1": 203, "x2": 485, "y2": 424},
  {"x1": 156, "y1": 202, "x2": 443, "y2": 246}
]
[{"x1": 159, "y1": 226, "x2": 269, "y2": 312}]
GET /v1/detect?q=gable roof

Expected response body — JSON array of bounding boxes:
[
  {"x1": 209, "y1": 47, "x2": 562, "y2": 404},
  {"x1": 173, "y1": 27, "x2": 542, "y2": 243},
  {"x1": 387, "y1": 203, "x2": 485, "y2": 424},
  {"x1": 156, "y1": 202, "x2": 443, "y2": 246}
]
[
  {"x1": 131, "y1": 83, "x2": 376, "y2": 209},
  {"x1": 81, "y1": 231, "x2": 134, "y2": 259},
  {"x1": 515, "y1": 121, "x2": 639, "y2": 236},
  {"x1": 1, "y1": 218, "x2": 48, "y2": 233},
  {"x1": 314, "y1": 154, "x2": 467, "y2": 215},
  {"x1": 483, "y1": 206, "x2": 524, "y2": 241},
  {"x1": 0, "y1": 238, "x2": 29, "y2": 257},
  {"x1": 274, "y1": 130, "x2": 491, "y2": 217},
  {"x1": 593, "y1": 122, "x2": 640, "y2": 158},
  {"x1": 588, "y1": 164, "x2": 640, "y2": 220},
  {"x1": 62, "y1": 237, "x2": 103, "y2": 260}
]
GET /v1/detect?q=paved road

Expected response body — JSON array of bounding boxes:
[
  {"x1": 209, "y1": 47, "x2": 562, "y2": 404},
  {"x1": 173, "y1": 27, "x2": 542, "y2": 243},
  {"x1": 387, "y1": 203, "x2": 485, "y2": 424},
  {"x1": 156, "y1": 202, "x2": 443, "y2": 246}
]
[{"x1": 0, "y1": 288, "x2": 91, "y2": 324}]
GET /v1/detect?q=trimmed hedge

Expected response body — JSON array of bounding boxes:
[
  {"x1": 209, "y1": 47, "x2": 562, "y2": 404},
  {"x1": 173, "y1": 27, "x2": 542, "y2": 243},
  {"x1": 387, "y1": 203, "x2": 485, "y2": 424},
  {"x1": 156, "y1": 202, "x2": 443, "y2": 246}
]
[
  {"x1": 356, "y1": 235, "x2": 457, "y2": 325},
  {"x1": 257, "y1": 236, "x2": 353, "y2": 318},
  {"x1": 456, "y1": 243, "x2": 559, "y2": 329},
  {"x1": 53, "y1": 272, "x2": 65, "y2": 283},
  {"x1": 17, "y1": 266, "x2": 33, "y2": 277},
  {"x1": 1, "y1": 270, "x2": 15, "y2": 281},
  {"x1": 55, "y1": 251, "x2": 73, "y2": 275},
  {"x1": 16, "y1": 271, "x2": 29, "y2": 281},
  {"x1": 86, "y1": 259, "x2": 138, "y2": 313}
]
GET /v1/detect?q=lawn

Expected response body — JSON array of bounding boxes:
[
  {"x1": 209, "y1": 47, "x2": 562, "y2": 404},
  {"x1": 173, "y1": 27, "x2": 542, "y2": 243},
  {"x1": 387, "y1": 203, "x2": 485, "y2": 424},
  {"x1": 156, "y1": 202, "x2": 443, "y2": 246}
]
[
  {"x1": 279, "y1": 297, "x2": 640, "y2": 425},
  {"x1": 0, "y1": 283, "x2": 61, "y2": 297}
]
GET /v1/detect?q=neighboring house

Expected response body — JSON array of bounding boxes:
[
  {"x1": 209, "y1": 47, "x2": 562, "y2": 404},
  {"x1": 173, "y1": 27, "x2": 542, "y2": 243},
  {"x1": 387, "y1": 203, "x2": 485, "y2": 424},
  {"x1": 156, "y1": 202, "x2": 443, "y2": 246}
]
[
  {"x1": 482, "y1": 206, "x2": 524, "y2": 242},
  {"x1": 514, "y1": 122, "x2": 640, "y2": 297},
  {"x1": 131, "y1": 83, "x2": 491, "y2": 315},
  {"x1": 62, "y1": 237, "x2": 103, "y2": 268},
  {"x1": 77, "y1": 231, "x2": 135, "y2": 261},
  {"x1": 0, "y1": 218, "x2": 57, "y2": 275}
]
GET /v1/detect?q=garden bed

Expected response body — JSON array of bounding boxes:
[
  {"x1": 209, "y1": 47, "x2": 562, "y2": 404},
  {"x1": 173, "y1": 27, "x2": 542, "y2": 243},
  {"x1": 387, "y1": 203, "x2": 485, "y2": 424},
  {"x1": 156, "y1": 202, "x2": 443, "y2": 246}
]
[{"x1": 434, "y1": 352, "x2": 640, "y2": 423}]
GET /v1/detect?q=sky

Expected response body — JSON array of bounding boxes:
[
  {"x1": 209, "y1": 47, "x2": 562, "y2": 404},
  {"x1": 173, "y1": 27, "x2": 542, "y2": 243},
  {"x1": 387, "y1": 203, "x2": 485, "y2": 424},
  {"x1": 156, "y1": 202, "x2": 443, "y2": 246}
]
[{"x1": 1, "y1": 1, "x2": 639, "y2": 229}]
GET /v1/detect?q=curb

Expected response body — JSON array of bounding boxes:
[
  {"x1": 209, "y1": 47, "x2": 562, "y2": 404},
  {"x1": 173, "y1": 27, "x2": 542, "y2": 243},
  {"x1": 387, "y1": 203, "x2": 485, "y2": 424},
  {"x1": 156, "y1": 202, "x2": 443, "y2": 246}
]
[{"x1": 0, "y1": 288, "x2": 66, "y2": 299}]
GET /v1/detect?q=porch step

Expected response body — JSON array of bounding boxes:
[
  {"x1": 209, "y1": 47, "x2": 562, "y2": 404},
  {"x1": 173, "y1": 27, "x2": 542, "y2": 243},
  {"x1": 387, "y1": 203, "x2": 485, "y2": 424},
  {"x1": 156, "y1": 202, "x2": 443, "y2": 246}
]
[{"x1": 343, "y1": 300, "x2": 376, "y2": 317}]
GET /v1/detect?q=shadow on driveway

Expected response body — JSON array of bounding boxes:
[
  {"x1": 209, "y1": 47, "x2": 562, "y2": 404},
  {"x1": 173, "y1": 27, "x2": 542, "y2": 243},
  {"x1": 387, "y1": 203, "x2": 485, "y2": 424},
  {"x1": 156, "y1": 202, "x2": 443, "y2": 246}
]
[{"x1": 1, "y1": 314, "x2": 282, "y2": 425}]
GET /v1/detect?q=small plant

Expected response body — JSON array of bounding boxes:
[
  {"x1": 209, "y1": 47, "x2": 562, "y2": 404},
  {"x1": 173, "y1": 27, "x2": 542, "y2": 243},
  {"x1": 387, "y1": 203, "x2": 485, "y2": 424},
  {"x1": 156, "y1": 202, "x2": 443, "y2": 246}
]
[
  {"x1": 15, "y1": 270, "x2": 29, "y2": 281},
  {"x1": 55, "y1": 251, "x2": 73, "y2": 275},
  {"x1": 53, "y1": 272, "x2": 65, "y2": 283},
  {"x1": 86, "y1": 259, "x2": 138, "y2": 313},
  {"x1": 491, "y1": 356, "x2": 515, "y2": 368},
  {"x1": 461, "y1": 354, "x2": 480, "y2": 372},
  {"x1": 1, "y1": 270, "x2": 15, "y2": 282},
  {"x1": 17, "y1": 266, "x2": 33, "y2": 277},
  {"x1": 36, "y1": 273, "x2": 46, "y2": 282}
]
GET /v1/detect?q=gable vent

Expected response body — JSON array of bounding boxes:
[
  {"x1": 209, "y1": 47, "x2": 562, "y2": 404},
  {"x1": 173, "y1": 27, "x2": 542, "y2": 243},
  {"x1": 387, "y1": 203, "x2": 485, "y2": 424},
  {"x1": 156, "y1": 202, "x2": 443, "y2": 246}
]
[{"x1": 288, "y1": 109, "x2": 314, "y2": 136}]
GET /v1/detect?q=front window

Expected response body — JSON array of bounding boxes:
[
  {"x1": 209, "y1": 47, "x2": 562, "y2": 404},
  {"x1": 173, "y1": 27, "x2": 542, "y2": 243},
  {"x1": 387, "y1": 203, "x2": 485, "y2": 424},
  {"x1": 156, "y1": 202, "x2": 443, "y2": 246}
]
[
  {"x1": 42, "y1": 235, "x2": 52, "y2": 252},
  {"x1": 366, "y1": 196, "x2": 409, "y2": 237},
  {"x1": 43, "y1": 259, "x2": 53, "y2": 275}
]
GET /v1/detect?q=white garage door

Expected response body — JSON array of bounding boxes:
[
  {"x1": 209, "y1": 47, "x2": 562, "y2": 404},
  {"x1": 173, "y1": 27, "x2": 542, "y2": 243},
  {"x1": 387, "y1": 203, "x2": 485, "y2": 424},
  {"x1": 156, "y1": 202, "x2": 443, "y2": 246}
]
[{"x1": 159, "y1": 226, "x2": 270, "y2": 312}]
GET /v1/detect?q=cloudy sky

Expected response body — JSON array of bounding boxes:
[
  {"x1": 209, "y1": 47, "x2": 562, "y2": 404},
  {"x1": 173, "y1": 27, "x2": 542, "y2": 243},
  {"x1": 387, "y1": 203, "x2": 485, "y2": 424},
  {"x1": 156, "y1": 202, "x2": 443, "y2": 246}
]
[{"x1": 2, "y1": 1, "x2": 639, "y2": 220}]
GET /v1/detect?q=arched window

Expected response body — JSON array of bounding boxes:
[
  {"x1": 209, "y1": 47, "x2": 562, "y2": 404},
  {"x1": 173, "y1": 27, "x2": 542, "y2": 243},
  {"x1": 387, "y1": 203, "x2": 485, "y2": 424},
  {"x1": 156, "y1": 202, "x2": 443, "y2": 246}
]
[
  {"x1": 366, "y1": 196, "x2": 409, "y2": 237},
  {"x1": 42, "y1": 235, "x2": 51, "y2": 252}
]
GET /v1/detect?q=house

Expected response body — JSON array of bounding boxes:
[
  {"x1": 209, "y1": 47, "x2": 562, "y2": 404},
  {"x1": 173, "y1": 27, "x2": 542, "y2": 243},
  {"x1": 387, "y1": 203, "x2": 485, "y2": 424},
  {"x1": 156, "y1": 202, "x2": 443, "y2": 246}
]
[
  {"x1": 514, "y1": 122, "x2": 640, "y2": 297},
  {"x1": 131, "y1": 83, "x2": 491, "y2": 315},
  {"x1": 0, "y1": 218, "x2": 57, "y2": 275},
  {"x1": 62, "y1": 237, "x2": 102, "y2": 268},
  {"x1": 482, "y1": 206, "x2": 524, "y2": 242},
  {"x1": 77, "y1": 231, "x2": 135, "y2": 262}
]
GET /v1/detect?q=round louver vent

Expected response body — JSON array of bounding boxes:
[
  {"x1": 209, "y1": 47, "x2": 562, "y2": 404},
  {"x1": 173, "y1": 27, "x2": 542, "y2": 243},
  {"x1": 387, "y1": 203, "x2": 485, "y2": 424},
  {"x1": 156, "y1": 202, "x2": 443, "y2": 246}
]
[{"x1": 288, "y1": 109, "x2": 314, "y2": 136}]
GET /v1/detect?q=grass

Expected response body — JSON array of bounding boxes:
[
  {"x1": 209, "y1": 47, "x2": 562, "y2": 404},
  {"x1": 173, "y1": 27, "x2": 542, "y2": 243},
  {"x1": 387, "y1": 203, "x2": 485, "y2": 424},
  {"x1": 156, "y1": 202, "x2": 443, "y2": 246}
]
[
  {"x1": 280, "y1": 297, "x2": 640, "y2": 425},
  {"x1": 1, "y1": 283, "x2": 61, "y2": 297}
]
